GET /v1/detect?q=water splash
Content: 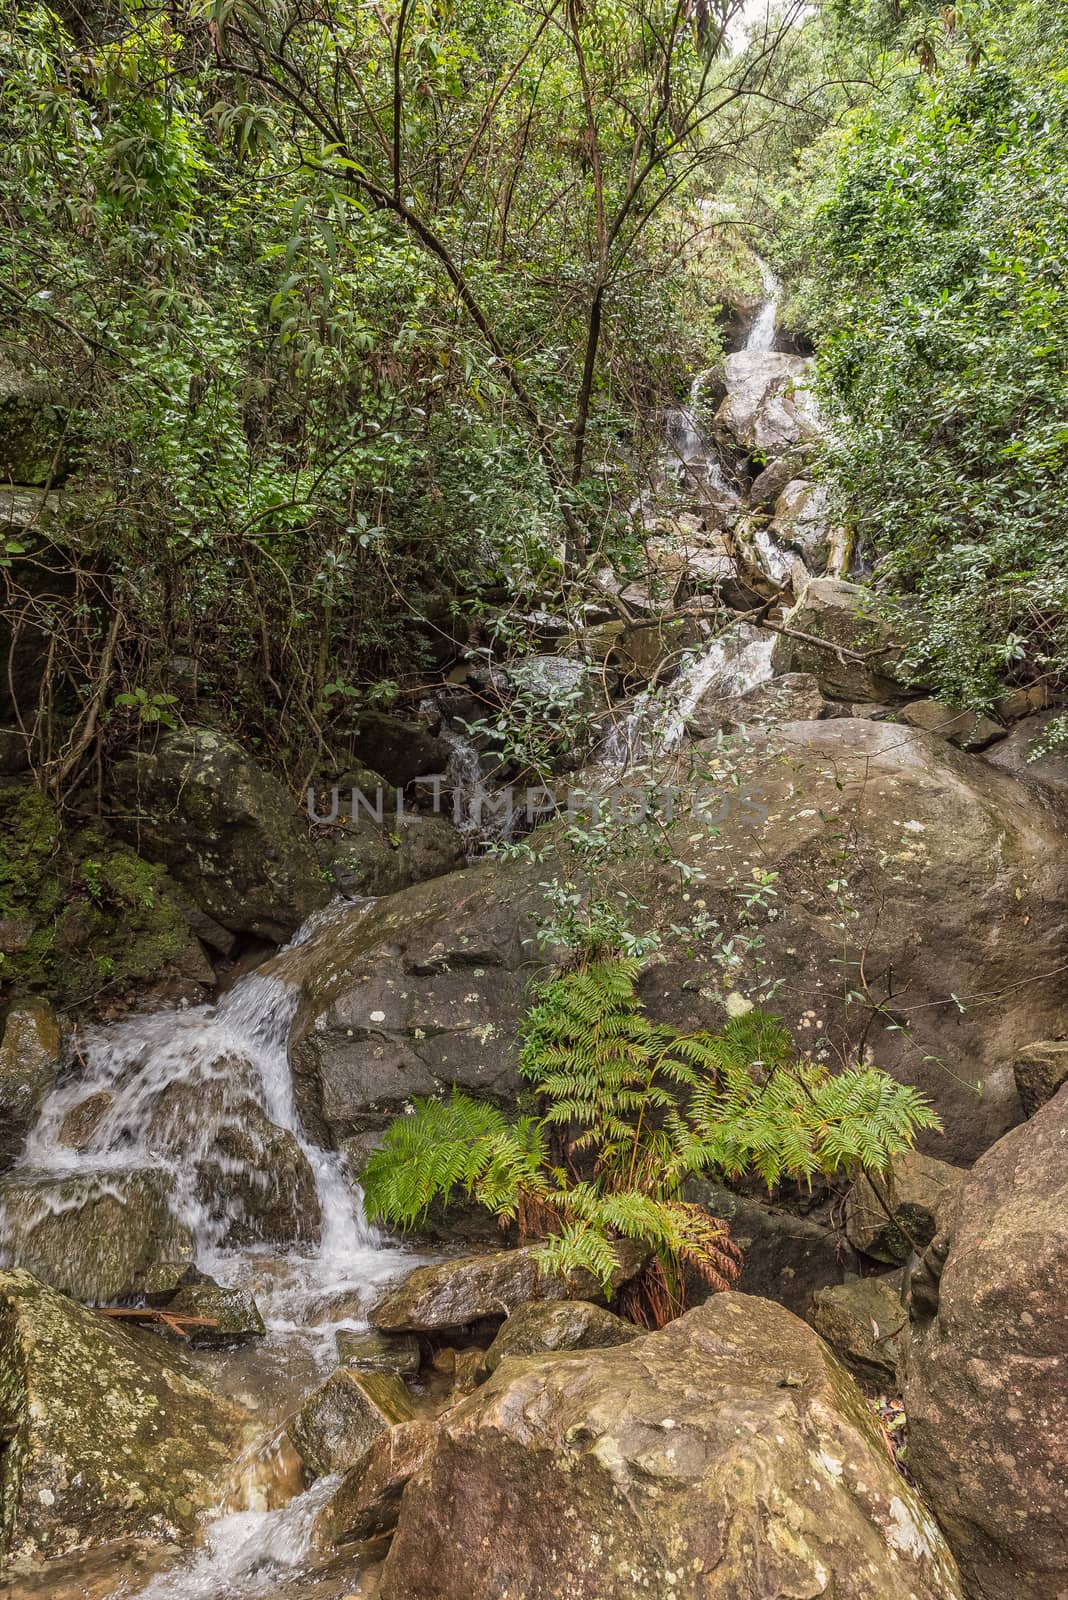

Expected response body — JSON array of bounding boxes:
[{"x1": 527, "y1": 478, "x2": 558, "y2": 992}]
[
  {"x1": 601, "y1": 624, "x2": 775, "y2": 770},
  {"x1": 127, "y1": 1473, "x2": 342, "y2": 1600}
]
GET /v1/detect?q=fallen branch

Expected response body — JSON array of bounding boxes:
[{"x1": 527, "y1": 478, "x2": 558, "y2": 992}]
[{"x1": 96, "y1": 1306, "x2": 218, "y2": 1339}]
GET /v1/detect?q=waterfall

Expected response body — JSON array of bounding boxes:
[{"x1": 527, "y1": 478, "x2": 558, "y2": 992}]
[
  {"x1": 744, "y1": 261, "x2": 780, "y2": 356},
  {"x1": 0, "y1": 902, "x2": 426, "y2": 1597},
  {"x1": 1, "y1": 914, "x2": 415, "y2": 1335},
  {"x1": 600, "y1": 624, "x2": 775, "y2": 771}
]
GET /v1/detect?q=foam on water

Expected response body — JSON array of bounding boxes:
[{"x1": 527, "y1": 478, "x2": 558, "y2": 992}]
[
  {"x1": 601, "y1": 624, "x2": 775, "y2": 771},
  {"x1": 0, "y1": 904, "x2": 425, "y2": 1598}
]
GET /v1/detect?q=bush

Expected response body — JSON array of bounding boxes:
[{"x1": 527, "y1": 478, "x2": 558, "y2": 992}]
[{"x1": 362, "y1": 954, "x2": 940, "y2": 1323}]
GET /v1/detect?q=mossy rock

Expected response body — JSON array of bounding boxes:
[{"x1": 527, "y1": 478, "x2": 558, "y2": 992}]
[
  {"x1": 0, "y1": 1268, "x2": 247, "y2": 1569},
  {"x1": 287, "y1": 1367, "x2": 416, "y2": 1479},
  {"x1": 0, "y1": 784, "x2": 211, "y2": 1007},
  {"x1": 0, "y1": 1169, "x2": 195, "y2": 1303}
]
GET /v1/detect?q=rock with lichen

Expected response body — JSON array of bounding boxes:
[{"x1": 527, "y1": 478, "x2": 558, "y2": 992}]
[
  {"x1": 0, "y1": 1268, "x2": 247, "y2": 1569},
  {"x1": 378, "y1": 1292, "x2": 964, "y2": 1600},
  {"x1": 0, "y1": 1000, "x2": 61, "y2": 1171}
]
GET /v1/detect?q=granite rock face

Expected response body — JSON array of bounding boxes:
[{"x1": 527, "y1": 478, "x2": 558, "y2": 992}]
[
  {"x1": 905, "y1": 1087, "x2": 1068, "y2": 1600},
  {"x1": 379, "y1": 1293, "x2": 963, "y2": 1600}
]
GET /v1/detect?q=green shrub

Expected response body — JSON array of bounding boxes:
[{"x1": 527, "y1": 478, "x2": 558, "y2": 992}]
[{"x1": 362, "y1": 954, "x2": 940, "y2": 1322}]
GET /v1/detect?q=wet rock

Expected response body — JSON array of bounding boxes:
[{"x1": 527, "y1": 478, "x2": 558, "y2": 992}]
[
  {"x1": 685, "y1": 1180, "x2": 851, "y2": 1315},
  {"x1": 378, "y1": 1292, "x2": 963, "y2": 1600},
  {"x1": 689, "y1": 669, "x2": 827, "y2": 736},
  {"x1": 287, "y1": 1368, "x2": 416, "y2": 1479},
  {"x1": 0, "y1": 1268, "x2": 247, "y2": 1567},
  {"x1": 1013, "y1": 1038, "x2": 1068, "y2": 1116},
  {"x1": 483, "y1": 1299, "x2": 640, "y2": 1374},
  {"x1": 145, "y1": 1063, "x2": 322, "y2": 1248},
  {"x1": 0, "y1": 1000, "x2": 62, "y2": 1170},
  {"x1": 770, "y1": 578, "x2": 911, "y2": 702},
  {"x1": 904, "y1": 1086, "x2": 1068, "y2": 1600},
  {"x1": 110, "y1": 727, "x2": 328, "y2": 941},
  {"x1": 370, "y1": 1242, "x2": 647, "y2": 1334},
  {"x1": 0, "y1": 1168, "x2": 195, "y2": 1303},
  {"x1": 770, "y1": 478, "x2": 841, "y2": 573},
  {"x1": 56, "y1": 1088, "x2": 115, "y2": 1152},
  {"x1": 163, "y1": 1279, "x2": 266, "y2": 1344},
  {"x1": 288, "y1": 718, "x2": 1068, "y2": 1164},
  {"x1": 809, "y1": 1275, "x2": 906, "y2": 1392},
  {"x1": 846, "y1": 1149, "x2": 965, "y2": 1265},
  {"x1": 714, "y1": 351, "x2": 821, "y2": 462},
  {"x1": 316, "y1": 814, "x2": 466, "y2": 899},
  {"x1": 335, "y1": 1327, "x2": 421, "y2": 1377},
  {"x1": 352, "y1": 711, "x2": 452, "y2": 788},
  {"x1": 898, "y1": 698, "x2": 1006, "y2": 751},
  {"x1": 313, "y1": 1418, "x2": 440, "y2": 1549}
]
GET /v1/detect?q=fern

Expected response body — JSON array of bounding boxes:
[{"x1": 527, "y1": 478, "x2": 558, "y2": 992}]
[{"x1": 362, "y1": 958, "x2": 941, "y2": 1324}]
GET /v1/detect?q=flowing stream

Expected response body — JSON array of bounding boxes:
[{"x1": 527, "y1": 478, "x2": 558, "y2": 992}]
[
  {"x1": 602, "y1": 268, "x2": 784, "y2": 772},
  {"x1": 0, "y1": 905, "x2": 422, "y2": 1599},
  {"x1": 1, "y1": 259, "x2": 804, "y2": 1600}
]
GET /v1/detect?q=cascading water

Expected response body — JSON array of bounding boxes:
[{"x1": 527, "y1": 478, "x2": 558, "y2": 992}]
[
  {"x1": 600, "y1": 624, "x2": 775, "y2": 772},
  {"x1": 744, "y1": 260, "x2": 780, "y2": 356},
  {"x1": 601, "y1": 264, "x2": 786, "y2": 774},
  {"x1": 0, "y1": 903, "x2": 422, "y2": 1599}
]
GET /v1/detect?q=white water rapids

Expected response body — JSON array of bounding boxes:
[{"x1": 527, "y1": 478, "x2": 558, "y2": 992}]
[{"x1": 0, "y1": 905, "x2": 421, "y2": 1599}]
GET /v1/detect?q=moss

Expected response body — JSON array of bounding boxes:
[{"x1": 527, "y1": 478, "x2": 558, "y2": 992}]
[{"x1": 0, "y1": 783, "x2": 204, "y2": 1008}]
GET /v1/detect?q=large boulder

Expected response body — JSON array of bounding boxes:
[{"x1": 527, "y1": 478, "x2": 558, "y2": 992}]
[
  {"x1": 283, "y1": 718, "x2": 1068, "y2": 1164},
  {"x1": 285, "y1": 862, "x2": 542, "y2": 1142},
  {"x1": 904, "y1": 1086, "x2": 1068, "y2": 1600},
  {"x1": 771, "y1": 578, "x2": 911, "y2": 702},
  {"x1": 846, "y1": 1149, "x2": 965, "y2": 1265},
  {"x1": 0, "y1": 1268, "x2": 247, "y2": 1568},
  {"x1": 714, "y1": 351, "x2": 820, "y2": 462},
  {"x1": 0, "y1": 1001, "x2": 61, "y2": 1171},
  {"x1": 770, "y1": 478, "x2": 839, "y2": 571},
  {"x1": 110, "y1": 727, "x2": 328, "y2": 941},
  {"x1": 0, "y1": 1169, "x2": 195, "y2": 1303},
  {"x1": 370, "y1": 1243, "x2": 646, "y2": 1335},
  {"x1": 378, "y1": 1293, "x2": 963, "y2": 1600}
]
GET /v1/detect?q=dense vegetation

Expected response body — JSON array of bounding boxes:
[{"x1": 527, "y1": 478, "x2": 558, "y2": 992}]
[
  {"x1": 785, "y1": 0, "x2": 1068, "y2": 715},
  {"x1": 364, "y1": 954, "x2": 939, "y2": 1323},
  {"x1": 1, "y1": 0, "x2": 783, "y2": 789}
]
